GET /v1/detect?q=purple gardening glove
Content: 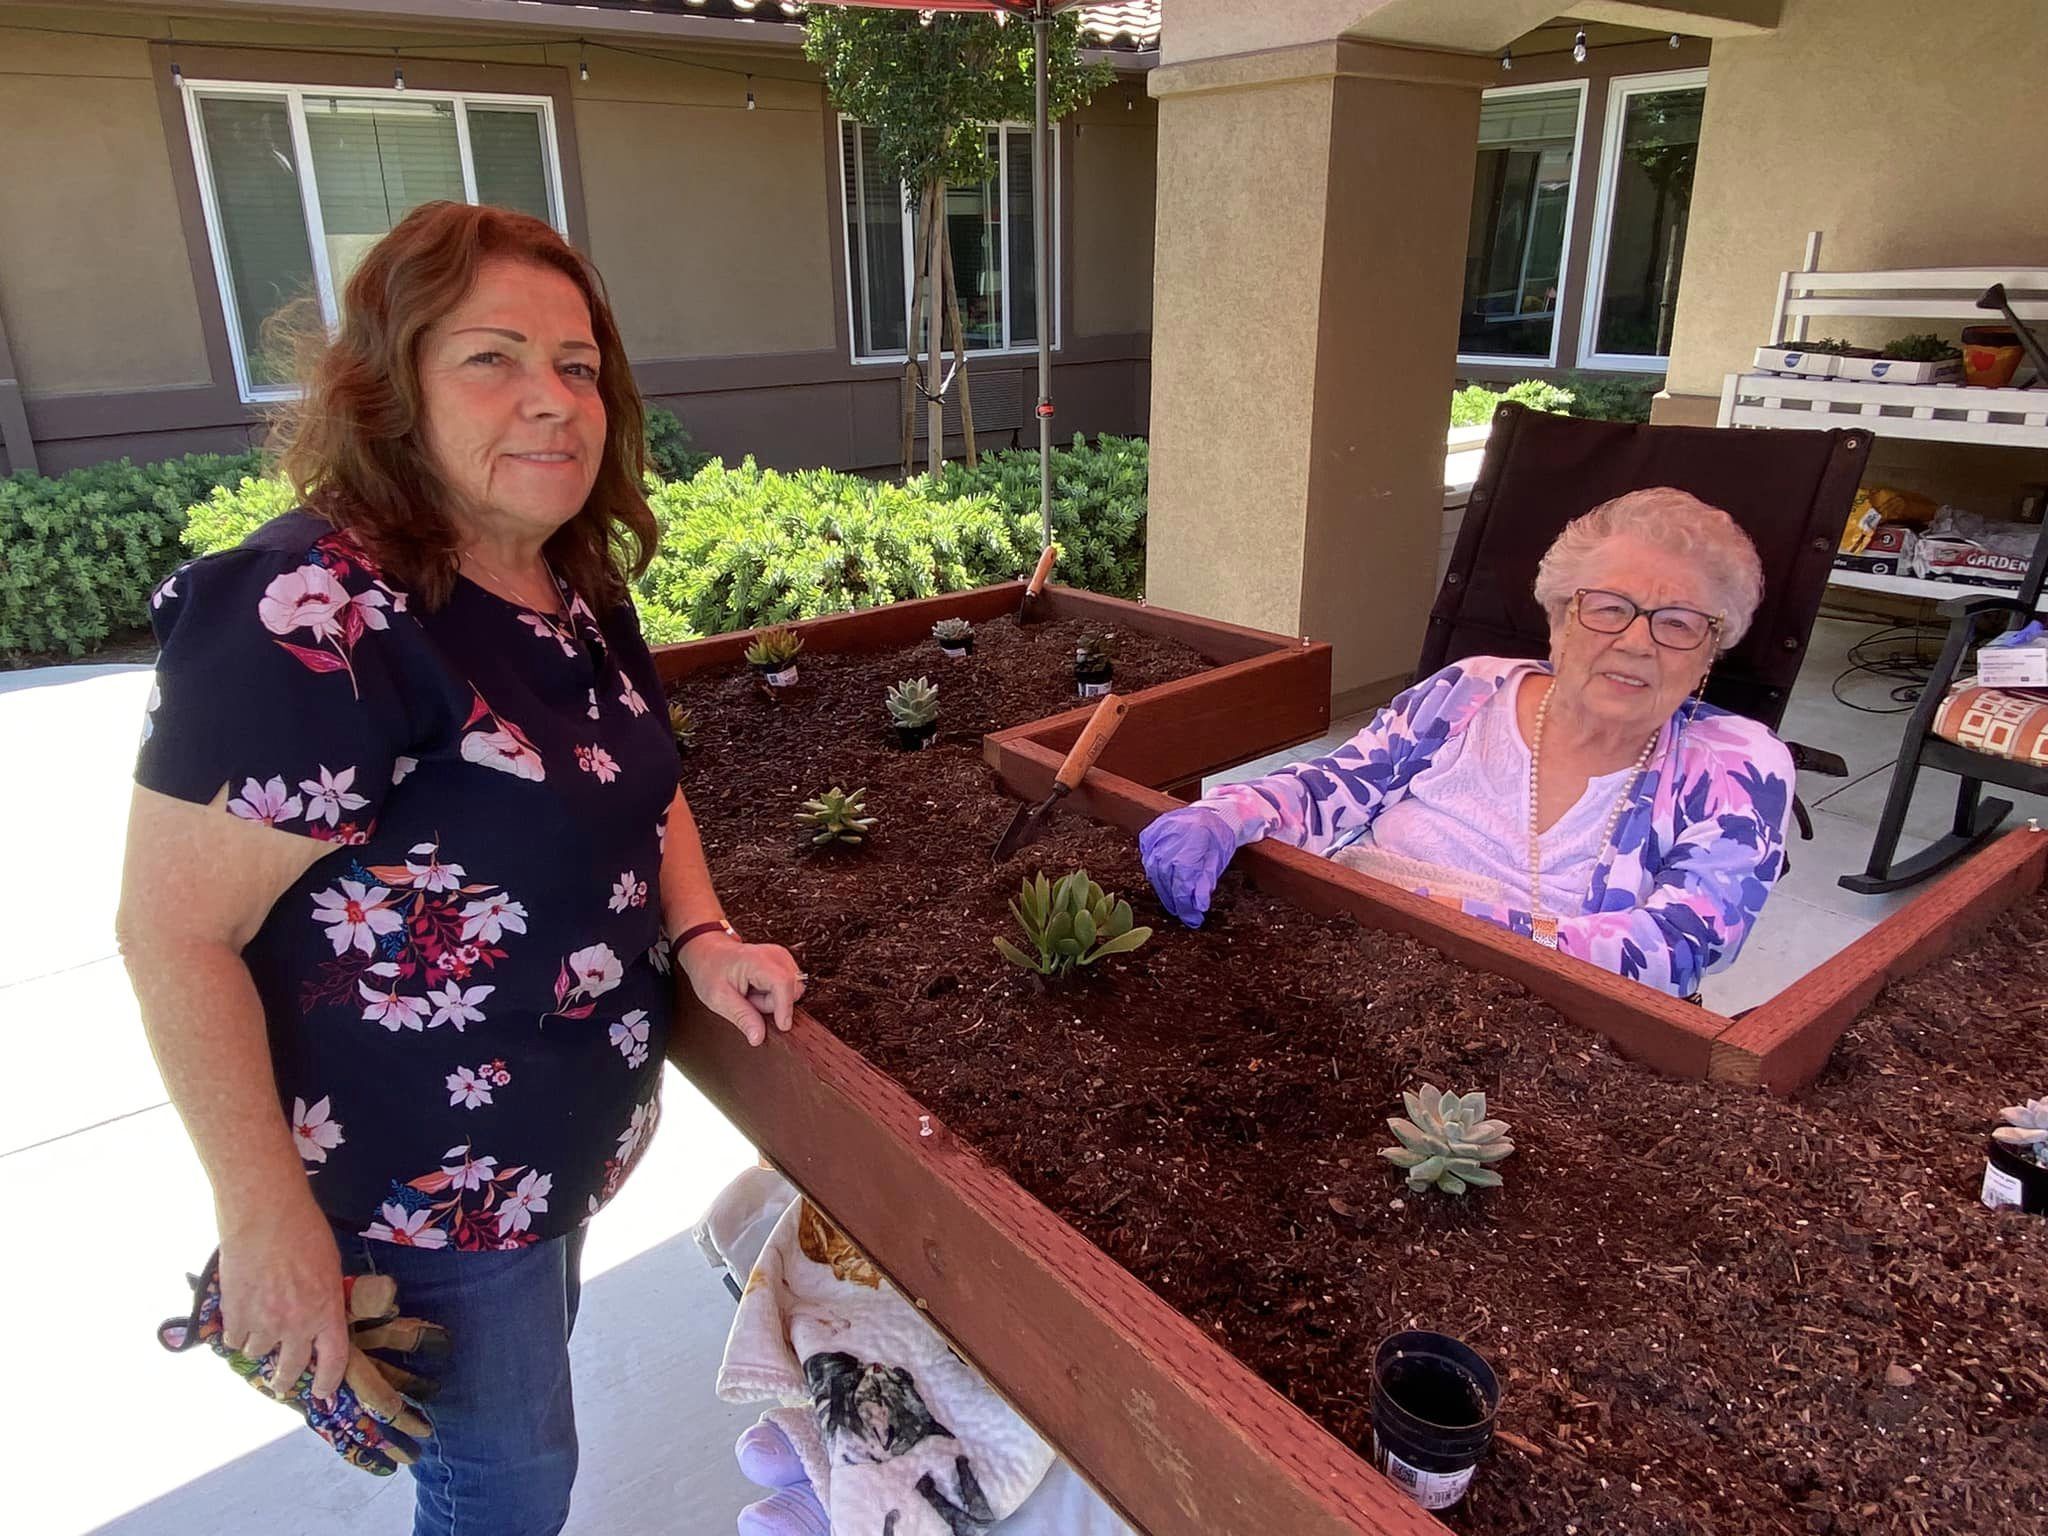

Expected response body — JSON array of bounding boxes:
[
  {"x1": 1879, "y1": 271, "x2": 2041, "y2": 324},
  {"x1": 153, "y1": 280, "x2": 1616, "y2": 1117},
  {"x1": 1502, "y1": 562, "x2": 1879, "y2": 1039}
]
[{"x1": 1138, "y1": 803, "x2": 1237, "y2": 928}]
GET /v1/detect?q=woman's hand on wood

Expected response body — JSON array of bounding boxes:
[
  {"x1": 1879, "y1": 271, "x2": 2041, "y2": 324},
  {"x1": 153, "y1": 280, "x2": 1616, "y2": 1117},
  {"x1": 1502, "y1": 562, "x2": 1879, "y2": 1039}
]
[
  {"x1": 681, "y1": 933, "x2": 807, "y2": 1046},
  {"x1": 216, "y1": 1190, "x2": 352, "y2": 1402}
]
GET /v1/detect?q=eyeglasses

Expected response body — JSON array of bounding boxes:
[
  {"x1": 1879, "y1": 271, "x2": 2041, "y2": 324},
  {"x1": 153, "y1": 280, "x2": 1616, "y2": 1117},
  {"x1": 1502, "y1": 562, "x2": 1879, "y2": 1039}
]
[{"x1": 1572, "y1": 588, "x2": 1722, "y2": 652}]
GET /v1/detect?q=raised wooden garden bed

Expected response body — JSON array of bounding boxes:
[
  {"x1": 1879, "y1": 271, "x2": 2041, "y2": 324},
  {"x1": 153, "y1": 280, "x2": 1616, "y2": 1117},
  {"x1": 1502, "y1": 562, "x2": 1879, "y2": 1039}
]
[{"x1": 656, "y1": 592, "x2": 2047, "y2": 1536}]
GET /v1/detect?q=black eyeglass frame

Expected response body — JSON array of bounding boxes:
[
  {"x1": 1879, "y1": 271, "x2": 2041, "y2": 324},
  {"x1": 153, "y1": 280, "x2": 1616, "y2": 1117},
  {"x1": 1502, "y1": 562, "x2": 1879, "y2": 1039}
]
[{"x1": 1570, "y1": 587, "x2": 1723, "y2": 652}]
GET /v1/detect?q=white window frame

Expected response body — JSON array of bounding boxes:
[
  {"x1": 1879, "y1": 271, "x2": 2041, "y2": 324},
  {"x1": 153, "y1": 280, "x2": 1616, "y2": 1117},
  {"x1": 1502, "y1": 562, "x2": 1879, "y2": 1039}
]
[
  {"x1": 1576, "y1": 67, "x2": 1708, "y2": 374},
  {"x1": 837, "y1": 114, "x2": 1062, "y2": 367},
  {"x1": 1456, "y1": 77, "x2": 1590, "y2": 371},
  {"x1": 180, "y1": 78, "x2": 569, "y2": 403}
]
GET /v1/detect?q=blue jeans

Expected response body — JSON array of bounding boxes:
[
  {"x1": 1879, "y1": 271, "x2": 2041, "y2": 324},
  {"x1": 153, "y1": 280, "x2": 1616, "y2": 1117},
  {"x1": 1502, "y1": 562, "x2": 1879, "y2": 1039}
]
[{"x1": 336, "y1": 1223, "x2": 587, "y2": 1536}]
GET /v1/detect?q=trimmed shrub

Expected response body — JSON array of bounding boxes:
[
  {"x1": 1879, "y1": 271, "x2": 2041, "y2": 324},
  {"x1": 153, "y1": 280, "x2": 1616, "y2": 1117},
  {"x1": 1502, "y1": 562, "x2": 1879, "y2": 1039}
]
[
  {"x1": 183, "y1": 473, "x2": 299, "y2": 557},
  {"x1": 645, "y1": 404, "x2": 712, "y2": 482},
  {"x1": 0, "y1": 450, "x2": 266, "y2": 660},
  {"x1": 1450, "y1": 379, "x2": 1576, "y2": 428},
  {"x1": 1555, "y1": 372, "x2": 1659, "y2": 424},
  {"x1": 928, "y1": 434, "x2": 1147, "y2": 600},
  {"x1": 636, "y1": 459, "x2": 1028, "y2": 640}
]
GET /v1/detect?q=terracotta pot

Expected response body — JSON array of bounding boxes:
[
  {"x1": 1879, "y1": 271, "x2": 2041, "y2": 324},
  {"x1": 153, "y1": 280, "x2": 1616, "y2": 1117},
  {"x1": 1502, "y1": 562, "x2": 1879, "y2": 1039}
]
[{"x1": 1961, "y1": 326, "x2": 2023, "y2": 388}]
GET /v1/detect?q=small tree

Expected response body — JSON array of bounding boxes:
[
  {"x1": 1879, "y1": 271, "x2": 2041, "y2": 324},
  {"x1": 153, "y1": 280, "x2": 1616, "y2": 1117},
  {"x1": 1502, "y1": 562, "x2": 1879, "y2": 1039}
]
[{"x1": 806, "y1": 8, "x2": 1110, "y2": 476}]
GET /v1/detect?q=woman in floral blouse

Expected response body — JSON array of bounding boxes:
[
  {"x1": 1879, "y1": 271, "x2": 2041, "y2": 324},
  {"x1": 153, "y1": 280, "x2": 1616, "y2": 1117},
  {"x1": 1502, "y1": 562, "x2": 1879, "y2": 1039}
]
[
  {"x1": 118, "y1": 203, "x2": 801, "y2": 1535},
  {"x1": 1140, "y1": 489, "x2": 1796, "y2": 999}
]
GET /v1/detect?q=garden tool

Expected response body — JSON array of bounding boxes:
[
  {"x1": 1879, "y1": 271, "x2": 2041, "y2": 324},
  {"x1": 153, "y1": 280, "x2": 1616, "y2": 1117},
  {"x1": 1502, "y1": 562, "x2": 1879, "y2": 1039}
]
[
  {"x1": 1976, "y1": 284, "x2": 2048, "y2": 388},
  {"x1": 158, "y1": 1249, "x2": 448, "y2": 1477},
  {"x1": 1015, "y1": 544, "x2": 1058, "y2": 621},
  {"x1": 992, "y1": 691, "x2": 1126, "y2": 865}
]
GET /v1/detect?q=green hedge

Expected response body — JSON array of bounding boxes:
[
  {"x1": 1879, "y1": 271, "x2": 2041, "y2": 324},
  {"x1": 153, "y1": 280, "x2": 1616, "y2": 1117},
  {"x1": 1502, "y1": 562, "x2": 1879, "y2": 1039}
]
[
  {"x1": 644, "y1": 403, "x2": 712, "y2": 482},
  {"x1": 0, "y1": 450, "x2": 267, "y2": 659},
  {"x1": 182, "y1": 472, "x2": 299, "y2": 558},
  {"x1": 1451, "y1": 373, "x2": 1662, "y2": 428},
  {"x1": 1450, "y1": 378, "x2": 1576, "y2": 428},
  {"x1": 926, "y1": 434, "x2": 1147, "y2": 602}
]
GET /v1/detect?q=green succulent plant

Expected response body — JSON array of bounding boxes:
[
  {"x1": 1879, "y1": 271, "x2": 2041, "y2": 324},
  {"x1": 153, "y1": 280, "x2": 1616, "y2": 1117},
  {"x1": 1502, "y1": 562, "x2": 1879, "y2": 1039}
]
[
  {"x1": 668, "y1": 701, "x2": 696, "y2": 749},
  {"x1": 1075, "y1": 631, "x2": 1112, "y2": 670},
  {"x1": 745, "y1": 626, "x2": 805, "y2": 668},
  {"x1": 1881, "y1": 332, "x2": 1963, "y2": 362},
  {"x1": 932, "y1": 617, "x2": 973, "y2": 645},
  {"x1": 1995, "y1": 1096, "x2": 2048, "y2": 1169},
  {"x1": 1380, "y1": 1084, "x2": 1514, "y2": 1196},
  {"x1": 885, "y1": 676, "x2": 940, "y2": 730},
  {"x1": 995, "y1": 869, "x2": 1151, "y2": 978},
  {"x1": 796, "y1": 786, "x2": 875, "y2": 847}
]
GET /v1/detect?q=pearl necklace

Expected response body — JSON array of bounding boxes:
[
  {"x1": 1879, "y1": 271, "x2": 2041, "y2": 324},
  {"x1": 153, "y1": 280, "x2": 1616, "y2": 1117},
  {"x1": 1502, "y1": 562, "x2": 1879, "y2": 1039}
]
[{"x1": 1526, "y1": 675, "x2": 1662, "y2": 950}]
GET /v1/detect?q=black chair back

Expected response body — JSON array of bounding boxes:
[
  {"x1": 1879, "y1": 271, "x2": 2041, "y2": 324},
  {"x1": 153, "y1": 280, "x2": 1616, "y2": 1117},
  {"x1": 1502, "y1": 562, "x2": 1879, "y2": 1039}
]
[{"x1": 1420, "y1": 403, "x2": 1873, "y2": 729}]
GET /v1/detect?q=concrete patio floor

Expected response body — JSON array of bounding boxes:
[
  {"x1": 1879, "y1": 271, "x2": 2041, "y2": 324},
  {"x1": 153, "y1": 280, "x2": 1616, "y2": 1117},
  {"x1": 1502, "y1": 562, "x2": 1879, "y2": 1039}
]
[{"x1": 4, "y1": 609, "x2": 2042, "y2": 1535}]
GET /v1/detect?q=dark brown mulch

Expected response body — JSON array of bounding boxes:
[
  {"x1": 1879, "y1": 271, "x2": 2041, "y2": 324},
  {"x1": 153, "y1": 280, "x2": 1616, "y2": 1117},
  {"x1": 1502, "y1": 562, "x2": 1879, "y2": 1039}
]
[{"x1": 669, "y1": 619, "x2": 2048, "y2": 1536}]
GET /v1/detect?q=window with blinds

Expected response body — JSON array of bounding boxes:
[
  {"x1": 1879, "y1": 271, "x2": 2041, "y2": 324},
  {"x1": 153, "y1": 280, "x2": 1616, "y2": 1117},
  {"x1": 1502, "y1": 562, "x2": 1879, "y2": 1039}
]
[
  {"x1": 184, "y1": 83, "x2": 564, "y2": 400},
  {"x1": 838, "y1": 118, "x2": 1056, "y2": 363}
]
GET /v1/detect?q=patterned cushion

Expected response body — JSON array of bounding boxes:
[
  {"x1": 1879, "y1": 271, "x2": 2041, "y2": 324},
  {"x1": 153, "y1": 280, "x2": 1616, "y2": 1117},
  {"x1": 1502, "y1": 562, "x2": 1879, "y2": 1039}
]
[{"x1": 1934, "y1": 683, "x2": 2048, "y2": 766}]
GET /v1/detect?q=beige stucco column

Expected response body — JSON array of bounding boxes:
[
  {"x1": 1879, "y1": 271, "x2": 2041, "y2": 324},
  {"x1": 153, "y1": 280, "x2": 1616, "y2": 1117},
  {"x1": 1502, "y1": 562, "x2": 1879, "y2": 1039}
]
[{"x1": 1145, "y1": 37, "x2": 1494, "y2": 708}]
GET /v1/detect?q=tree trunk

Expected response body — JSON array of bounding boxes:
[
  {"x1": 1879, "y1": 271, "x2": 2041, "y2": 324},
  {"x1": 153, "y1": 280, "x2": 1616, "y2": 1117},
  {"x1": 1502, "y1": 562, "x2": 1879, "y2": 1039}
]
[
  {"x1": 940, "y1": 207, "x2": 978, "y2": 469},
  {"x1": 925, "y1": 176, "x2": 946, "y2": 478},
  {"x1": 901, "y1": 181, "x2": 937, "y2": 480}
]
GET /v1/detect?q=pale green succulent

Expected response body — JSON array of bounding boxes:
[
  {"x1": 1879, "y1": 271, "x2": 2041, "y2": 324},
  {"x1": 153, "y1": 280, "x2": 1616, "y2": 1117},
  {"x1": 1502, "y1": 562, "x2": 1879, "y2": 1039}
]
[
  {"x1": 996, "y1": 869, "x2": 1151, "y2": 979},
  {"x1": 1995, "y1": 1096, "x2": 2048, "y2": 1168},
  {"x1": 668, "y1": 701, "x2": 696, "y2": 749},
  {"x1": 796, "y1": 786, "x2": 875, "y2": 847},
  {"x1": 885, "y1": 676, "x2": 940, "y2": 730},
  {"x1": 1380, "y1": 1084, "x2": 1514, "y2": 1195},
  {"x1": 932, "y1": 617, "x2": 973, "y2": 645},
  {"x1": 745, "y1": 626, "x2": 804, "y2": 667}
]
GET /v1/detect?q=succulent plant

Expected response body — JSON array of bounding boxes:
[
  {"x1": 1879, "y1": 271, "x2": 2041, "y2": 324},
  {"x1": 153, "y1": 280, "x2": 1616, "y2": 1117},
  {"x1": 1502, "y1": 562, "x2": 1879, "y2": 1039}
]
[
  {"x1": 932, "y1": 617, "x2": 973, "y2": 646},
  {"x1": 746, "y1": 626, "x2": 804, "y2": 668},
  {"x1": 1882, "y1": 332, "x2": 1962, "y2": 362},
  {"x1": 1075, "y1": 631, "x2": 1113, "y2": 670},
  {"x1": 1380, "y1": 1084, "x2": 1514, "y2": 1196},
  {"x1": 885, "y1": 676, "x2": 940, "y2": 730},
  {"x1": 1995, "y1": 1096, "x2": 2048, "y2": 1168},
  {"x1": 668, "y1": 701, "x2": 696, "y2": 749},
  {"x1": 795, "y1": 786, "x2": 875, "y2": 847},
  {"x1": 995, "y1": 869, "x2": 1152, "y2": 978}
]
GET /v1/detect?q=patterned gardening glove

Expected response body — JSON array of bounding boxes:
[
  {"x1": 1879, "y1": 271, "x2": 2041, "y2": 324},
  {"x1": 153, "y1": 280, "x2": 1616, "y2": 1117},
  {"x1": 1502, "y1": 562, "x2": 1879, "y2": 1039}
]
[
  {"x1": 1138, "y1": 803, "x2": 1238, "y2": 928},
  {"x1": 157, "y1": 1249, "x2": 447, "y2": 1477}
]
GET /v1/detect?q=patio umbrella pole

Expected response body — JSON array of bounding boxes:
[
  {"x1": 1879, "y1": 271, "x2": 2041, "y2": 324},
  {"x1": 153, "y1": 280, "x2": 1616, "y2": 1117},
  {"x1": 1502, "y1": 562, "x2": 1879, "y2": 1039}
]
[{"x1": 1032, "y1": 1, "x2": 1053, "y2": 553}]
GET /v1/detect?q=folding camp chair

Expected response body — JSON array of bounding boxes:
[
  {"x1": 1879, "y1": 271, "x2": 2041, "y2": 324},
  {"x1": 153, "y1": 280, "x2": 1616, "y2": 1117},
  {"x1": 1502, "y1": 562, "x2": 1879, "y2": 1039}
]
[
  {"x1": 1420, "y1": 402, "x2": 1874, "y2": 842},
  {"x1": 1839, "y1": 539, "x2": 2048, "y2": 893}
]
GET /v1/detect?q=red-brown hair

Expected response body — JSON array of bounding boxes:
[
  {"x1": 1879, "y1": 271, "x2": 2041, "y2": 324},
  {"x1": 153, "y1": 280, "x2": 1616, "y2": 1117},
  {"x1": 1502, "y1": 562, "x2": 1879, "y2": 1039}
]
[{"x1": 271, "y1": 201, "x2": 654, "y2": 610}]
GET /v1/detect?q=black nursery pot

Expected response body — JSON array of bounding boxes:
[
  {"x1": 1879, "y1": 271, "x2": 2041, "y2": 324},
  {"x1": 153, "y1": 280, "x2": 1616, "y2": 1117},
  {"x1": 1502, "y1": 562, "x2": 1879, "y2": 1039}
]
[
  {"x1": 752, "y1": 660, "x2": 799, "y2": 688},
  {"x1": 893, "y1": 721, "x2": 939, "y2": 752},
  {"x1": 1982, "y1": 1139, "x2": 2048, "y2": 1214},
  {"x1": 1075, "y1": 658, "x2": 1113, "y2": 698},
  {"x1": 1370, "y1": 1330, "x2": 1500, "y2": 1512}
]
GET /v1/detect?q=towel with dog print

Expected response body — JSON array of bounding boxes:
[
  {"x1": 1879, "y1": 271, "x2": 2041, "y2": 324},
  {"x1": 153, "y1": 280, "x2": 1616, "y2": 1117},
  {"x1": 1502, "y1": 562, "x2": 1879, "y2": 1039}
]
[{"x1": 717, "y1": 1197, "x2": 1055, "y2": 1535}]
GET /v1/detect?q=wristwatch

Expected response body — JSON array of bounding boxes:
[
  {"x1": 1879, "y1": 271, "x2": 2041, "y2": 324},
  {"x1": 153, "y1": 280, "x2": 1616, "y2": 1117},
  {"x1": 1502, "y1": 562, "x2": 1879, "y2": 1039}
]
[{"x1": 674, "y1": 917, "x2": 738, "y2": 951}]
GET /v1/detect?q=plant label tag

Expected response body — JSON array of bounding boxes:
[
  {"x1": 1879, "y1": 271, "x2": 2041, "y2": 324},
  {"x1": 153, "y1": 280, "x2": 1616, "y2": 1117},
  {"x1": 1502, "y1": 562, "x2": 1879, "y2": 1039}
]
[
  {"x1": 1374, "y1": 1440, "x2": 1474, "y2": 1511},
  {"x1": 1977, "y1": 646, "x2": 2048, "y2": 688},
  {"x1": 1981, "y1": 1160, "x2": 2025, "y2": 1210},
  {"x1": 765, "y1": 667, "x2": 798, "y2": 688},
  {"x1": 1078, "y1": 680, "x2": 1111, "y2": 698}
]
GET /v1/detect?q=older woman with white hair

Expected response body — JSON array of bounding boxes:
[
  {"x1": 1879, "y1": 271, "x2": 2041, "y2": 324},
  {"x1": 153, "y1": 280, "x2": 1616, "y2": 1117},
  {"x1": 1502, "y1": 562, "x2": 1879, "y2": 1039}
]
[{"x1": 1139, "y1": 488, "x2": 1795, "y2": 997}]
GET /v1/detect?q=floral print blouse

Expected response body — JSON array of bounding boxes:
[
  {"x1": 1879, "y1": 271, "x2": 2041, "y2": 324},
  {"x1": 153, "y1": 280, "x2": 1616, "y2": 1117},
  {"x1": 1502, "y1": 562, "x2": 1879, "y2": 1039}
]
[
  {"x1": 1200, "y1": 657, "x2": 1796, "y2": 997},
  {"x1": 137, "y1": 511, "x2": 679, "y2": 1250}
]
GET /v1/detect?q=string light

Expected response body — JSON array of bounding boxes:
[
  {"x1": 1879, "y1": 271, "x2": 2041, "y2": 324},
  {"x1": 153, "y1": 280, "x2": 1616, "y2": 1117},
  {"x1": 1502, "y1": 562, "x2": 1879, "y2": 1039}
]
[
  {"x1": 393, "y1": 48, "x2": 406, "y2": 90},
  {"x1": 1500, "y1": 45, "x2": 1513, "y2": 71},
  {"x1": 745, "y1": 75, "x2": 756, "y2": 110},
  {"x1": 1572, "y1": 28, "x2": 1588, "y2": 63},
  {"x1": 1669, "y1": 32, "x2": 1682, "y2": 48},
  {"x1": 579, "y1": 41, "x2": 589, "y2": 82},
  {"x1": 169, "y1": 21, "x2": 182, "y2": 86}
]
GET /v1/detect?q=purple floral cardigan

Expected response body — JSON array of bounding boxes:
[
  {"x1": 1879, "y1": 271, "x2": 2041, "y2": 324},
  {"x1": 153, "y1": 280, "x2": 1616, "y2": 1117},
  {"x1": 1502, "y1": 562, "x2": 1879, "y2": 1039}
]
[{"x1": 1200, "y1": 658, "x2": 1796, "y2": 997}]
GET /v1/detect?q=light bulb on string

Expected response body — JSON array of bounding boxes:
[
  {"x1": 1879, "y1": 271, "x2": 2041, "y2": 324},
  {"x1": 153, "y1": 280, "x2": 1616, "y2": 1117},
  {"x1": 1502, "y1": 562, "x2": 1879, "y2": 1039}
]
[
  {"x1": 579, "y1": 42, "x2": 589, "y2": 83},
  {"x1": 1669, "y1": 32, "x2": 1682, "y2": 48},
  {"x1": 1500, "y1": 46, "x2": 1513, "y2": 71},
  {"x1": 393, "y1": 50, "x2": 406, "y2": 91},
  {"x1": 745, "y1": 76, "x2": 756, "y2": 111},
  {"x1": 1572, "y1": 29, "x2": 1588, "y2": 63},
  {"x1": 169, "y1": 23, "x2": 183, "y2": 86}
]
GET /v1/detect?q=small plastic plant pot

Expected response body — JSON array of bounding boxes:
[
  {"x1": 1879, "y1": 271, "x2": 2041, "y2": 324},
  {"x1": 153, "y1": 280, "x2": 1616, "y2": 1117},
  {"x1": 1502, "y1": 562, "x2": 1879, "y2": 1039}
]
[
  {"x1": 937, "y1": 637, "x2": 974, "y2": 659},
  {"x1": 1981, "y1": 1138, "x2": 2048, "y2": 1214},
  {"x1": 893, "y1": 721, "x2": 939, "y2": 752},
  {"x1": 752, "y1": 661, "x2": 799, "y2": 688},
  {"x1": 1370, "y1": 1330, "x2": 1500, "y2": 1512},
  {"x1": 1075, "y1": 658, "x2": 1113, "y2": 699}
]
